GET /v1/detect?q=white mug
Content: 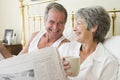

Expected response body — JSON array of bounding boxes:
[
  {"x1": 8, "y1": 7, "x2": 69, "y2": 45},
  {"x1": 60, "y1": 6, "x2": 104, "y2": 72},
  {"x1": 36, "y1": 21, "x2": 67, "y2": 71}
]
[{"x1": 65, "y1": 56, "x2": 80, "y2": 77}]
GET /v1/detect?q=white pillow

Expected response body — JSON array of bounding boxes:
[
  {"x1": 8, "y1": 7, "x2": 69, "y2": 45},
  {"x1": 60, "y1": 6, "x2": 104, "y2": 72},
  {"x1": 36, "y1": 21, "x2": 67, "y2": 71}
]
[
  {"x1": 103, "y1": 36, "x2": 120, "y2": 63},
  {"x1": 104, "y1": 36, "x2": 120, "y2": 80}
]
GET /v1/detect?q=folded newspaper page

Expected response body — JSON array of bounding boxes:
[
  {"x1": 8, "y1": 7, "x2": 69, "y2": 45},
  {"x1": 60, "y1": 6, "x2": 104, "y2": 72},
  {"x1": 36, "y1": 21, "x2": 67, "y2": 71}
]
[{"x1": 0, "y1": 47, "x2": 67, "y2": 80}]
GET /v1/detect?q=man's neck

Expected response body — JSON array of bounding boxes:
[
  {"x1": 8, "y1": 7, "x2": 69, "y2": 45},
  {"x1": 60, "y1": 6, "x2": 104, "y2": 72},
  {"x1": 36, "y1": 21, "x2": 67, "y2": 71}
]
[{"x1": 45, "y1": 33, "x2": 62, "y2": 43}]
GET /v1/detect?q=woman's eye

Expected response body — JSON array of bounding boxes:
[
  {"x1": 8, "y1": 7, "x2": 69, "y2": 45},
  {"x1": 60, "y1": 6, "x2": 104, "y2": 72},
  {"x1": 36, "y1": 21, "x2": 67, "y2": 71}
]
[{"x1": 75, "y1": 22, "x2": 81, "y2": 25}]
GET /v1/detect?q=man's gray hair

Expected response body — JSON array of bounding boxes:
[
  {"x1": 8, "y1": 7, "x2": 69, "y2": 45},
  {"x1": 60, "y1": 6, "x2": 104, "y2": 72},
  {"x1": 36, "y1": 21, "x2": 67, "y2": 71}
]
[{"x1": 44, "y1": 2, "x2": 67, "y2": 23}]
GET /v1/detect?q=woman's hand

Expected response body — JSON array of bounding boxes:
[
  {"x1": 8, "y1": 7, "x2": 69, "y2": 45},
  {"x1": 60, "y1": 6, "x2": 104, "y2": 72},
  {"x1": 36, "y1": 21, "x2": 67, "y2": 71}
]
[{"x1": 61, "y1": 57, "x2": 72, "y2": 77}]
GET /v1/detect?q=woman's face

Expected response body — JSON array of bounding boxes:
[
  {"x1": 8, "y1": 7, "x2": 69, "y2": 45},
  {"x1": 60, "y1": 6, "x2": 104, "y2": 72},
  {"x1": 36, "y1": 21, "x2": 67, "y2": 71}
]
[{"x1": 73, "y1": 17, "x2": 93, "y2": 43}]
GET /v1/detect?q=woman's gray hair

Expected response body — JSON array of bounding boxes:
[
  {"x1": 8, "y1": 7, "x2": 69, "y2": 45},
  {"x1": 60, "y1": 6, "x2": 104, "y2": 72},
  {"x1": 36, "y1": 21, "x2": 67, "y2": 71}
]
[
  {"x1": 75, "y1": 6, "x2": 111, "y2": 42},
  {"x1": 44, "y1": 2, "x2": 67, "y2": 23}
]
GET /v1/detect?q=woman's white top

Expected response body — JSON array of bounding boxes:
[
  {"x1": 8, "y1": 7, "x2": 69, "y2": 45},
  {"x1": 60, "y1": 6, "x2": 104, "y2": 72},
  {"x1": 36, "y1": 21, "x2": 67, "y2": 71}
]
[
  {"x1": 28, "y1": 31, "x2": 65, "y2": 53},
  {"x1": 58, "y1": 41, "x2": 118, "y2": 80}
]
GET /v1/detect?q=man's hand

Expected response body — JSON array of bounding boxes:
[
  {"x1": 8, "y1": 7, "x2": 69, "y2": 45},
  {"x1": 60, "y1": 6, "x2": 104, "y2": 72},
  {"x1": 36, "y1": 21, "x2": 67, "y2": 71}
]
[{"x1": 0, "y1": 43, "x2": 12, "y2": 58}]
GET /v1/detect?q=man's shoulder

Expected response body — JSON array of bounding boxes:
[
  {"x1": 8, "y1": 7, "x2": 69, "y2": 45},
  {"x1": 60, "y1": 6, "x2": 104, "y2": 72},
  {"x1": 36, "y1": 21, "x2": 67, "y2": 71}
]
[
  {"x1": 61, "y1": 38, "x2": 70, "y2": 44},
  {"x1": 58, "y1": 38, "x2": 70, "y2": 48},
  {"x1": 31, "y1": 31, "x2": 46, "y2": 37},
  {"x1": 31, "y1": 31, "x2": 39, "y2": 36},
  {"x1": 60, "y1": 41, "x2": 81, "y2": 49}
]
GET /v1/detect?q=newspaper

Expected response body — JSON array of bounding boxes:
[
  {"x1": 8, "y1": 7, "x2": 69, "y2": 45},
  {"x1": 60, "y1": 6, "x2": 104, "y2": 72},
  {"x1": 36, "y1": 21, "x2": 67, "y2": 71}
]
[{"x1": 0, "y1": 47, "x2": 67, "y2": 80}]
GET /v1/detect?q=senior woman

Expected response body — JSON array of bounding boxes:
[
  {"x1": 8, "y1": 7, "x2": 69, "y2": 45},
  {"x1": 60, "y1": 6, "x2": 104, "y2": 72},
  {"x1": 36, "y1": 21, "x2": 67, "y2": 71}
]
[{"x1": 59, "y1": 6, "x2": 118, "y2": 80}]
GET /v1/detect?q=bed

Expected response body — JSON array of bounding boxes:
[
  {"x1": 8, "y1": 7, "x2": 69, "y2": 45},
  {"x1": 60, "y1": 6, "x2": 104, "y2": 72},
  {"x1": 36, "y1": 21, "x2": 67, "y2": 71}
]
[
  {"x1": 0, "y1": 0, "x2": 120, "y2": 79},
  {"x1": 0, "y1": 0, "x2": 120, "y2": 80}
]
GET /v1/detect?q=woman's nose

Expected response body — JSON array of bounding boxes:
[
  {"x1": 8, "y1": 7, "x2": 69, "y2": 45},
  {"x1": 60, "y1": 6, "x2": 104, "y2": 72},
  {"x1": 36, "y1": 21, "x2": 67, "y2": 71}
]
[{"x1": 73, "y1": 26, "x2": 77, "y2": 32}]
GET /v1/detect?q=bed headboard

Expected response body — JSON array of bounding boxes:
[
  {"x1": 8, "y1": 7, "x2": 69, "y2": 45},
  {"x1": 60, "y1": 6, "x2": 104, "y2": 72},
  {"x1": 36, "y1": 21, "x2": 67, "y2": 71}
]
[{"x1": 19, "y1": 0, "x2": 120, "y2": 46}]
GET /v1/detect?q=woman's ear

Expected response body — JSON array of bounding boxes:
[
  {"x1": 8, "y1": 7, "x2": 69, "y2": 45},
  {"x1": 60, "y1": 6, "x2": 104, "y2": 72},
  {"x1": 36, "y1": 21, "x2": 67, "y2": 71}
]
[{"x1": 91, "y1": 25, "x2": 98, "y2": 33}]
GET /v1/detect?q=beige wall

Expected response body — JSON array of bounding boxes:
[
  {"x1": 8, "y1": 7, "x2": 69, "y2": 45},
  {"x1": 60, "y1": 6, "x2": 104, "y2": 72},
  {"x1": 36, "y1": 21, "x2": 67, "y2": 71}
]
[
  {"x1": 0, "y1": 0, "x2": 120, "y2": 43},
  {"x1": 0, "y1": 0, "x2": 21, "y2": 43}
]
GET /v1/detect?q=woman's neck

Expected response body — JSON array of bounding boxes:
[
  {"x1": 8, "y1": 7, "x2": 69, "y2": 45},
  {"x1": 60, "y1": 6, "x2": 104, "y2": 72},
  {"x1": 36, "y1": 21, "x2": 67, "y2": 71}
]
[
  {"x1": 80, "y1": 41, "x2": 98, "y2": 64},
  {"x1": 81, "y1": 41, "x2": 98, "y2": 54}
]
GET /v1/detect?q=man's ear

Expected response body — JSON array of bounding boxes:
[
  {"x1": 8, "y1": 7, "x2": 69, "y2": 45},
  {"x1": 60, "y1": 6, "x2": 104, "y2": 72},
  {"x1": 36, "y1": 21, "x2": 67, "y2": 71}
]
[{"x1": 91, "y1": 25, "x2": 98, "y2": 33}]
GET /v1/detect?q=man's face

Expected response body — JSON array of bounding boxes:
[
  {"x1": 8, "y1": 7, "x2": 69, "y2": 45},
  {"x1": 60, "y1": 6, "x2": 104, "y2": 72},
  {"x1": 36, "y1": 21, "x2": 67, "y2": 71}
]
[{"x1": 44, "y1": 9, "x2": 66, "y2": 39}]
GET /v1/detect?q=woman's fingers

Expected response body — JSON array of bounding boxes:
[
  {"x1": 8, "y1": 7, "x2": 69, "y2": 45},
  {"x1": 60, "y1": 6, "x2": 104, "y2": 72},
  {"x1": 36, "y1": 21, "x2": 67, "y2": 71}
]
[
  {"x1": 63, "y1": 61, "x2": 71, "y2": 70},
  {"x1": 61, "y1": 57, "x2": 71, "y2": 69},
  {"x1": 61, "y1": 57, "x2": 73, "y2": 77},
  {"x1": 65, "y1": 72, "x2": 72, "y2": 77}
]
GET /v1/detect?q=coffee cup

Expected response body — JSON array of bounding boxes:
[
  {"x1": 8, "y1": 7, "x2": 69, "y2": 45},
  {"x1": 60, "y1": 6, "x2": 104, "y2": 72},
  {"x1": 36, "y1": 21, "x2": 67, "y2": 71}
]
[{"x1": 65, "y1": 56, "x2": 80, "y2": 77}]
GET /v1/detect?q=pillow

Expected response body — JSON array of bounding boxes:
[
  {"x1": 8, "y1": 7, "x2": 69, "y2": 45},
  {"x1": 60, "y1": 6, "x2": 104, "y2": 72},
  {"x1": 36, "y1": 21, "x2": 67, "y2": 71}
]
[
  {"x1": 103, "y1": 36, "x2": 120, "y2": 63},
  {"x1": 104, "y1": 36, "x2": 120, "y2": 80}
]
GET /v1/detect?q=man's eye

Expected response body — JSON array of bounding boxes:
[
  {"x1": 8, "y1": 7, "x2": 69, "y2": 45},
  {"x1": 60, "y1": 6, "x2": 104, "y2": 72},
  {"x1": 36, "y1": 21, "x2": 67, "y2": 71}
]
[
  {"x1": 49, "y1": 21, "x2": 54, "y2": 24},
  {"x1": 58, "y1": 22, "x2": 64, "y2": 25}
]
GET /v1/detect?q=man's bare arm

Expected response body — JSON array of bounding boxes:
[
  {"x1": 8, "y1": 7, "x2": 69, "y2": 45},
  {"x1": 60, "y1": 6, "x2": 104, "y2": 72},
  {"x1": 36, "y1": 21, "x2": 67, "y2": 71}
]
[
  {"x1": 0, "y1": 32, "x2": 39, "y2": 58},
  {"x1": 18, "y1": 31, "x2": 39, "y2": 55}
]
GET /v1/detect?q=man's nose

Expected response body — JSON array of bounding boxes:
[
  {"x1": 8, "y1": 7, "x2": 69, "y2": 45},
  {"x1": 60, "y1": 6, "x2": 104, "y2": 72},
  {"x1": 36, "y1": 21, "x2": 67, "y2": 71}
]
[{"x1": 53, "y1": 23, "x2": 58, "y2": 29}]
